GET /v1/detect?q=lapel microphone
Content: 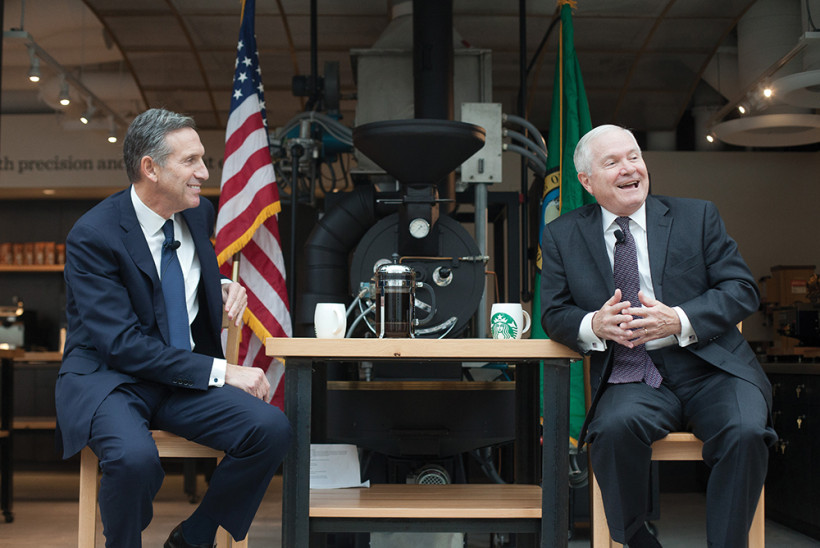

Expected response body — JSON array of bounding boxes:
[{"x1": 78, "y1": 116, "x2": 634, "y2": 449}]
[
  {"x1": 614, "y1": 229, "x2": 625, "y2": 245},
  {"x1": 164, "y1": 240, "x2": 181, "y2": 251}
]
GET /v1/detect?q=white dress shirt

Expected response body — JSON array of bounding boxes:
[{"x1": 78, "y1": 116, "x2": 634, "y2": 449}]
[
  {"x1": 130, "y1": 186, "x2": 226, "y2": 386},
  {"x1": 577, "y1": 202, "x2": 698, "y2": 353}
]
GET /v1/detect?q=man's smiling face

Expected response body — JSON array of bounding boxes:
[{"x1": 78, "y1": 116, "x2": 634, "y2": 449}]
[{"x1": 577, "y1": 128, "x2": 648, "y2": 217}]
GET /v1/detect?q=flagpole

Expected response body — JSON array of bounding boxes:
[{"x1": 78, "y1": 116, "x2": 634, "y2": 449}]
[
  {"x1": 231, "y1": 252, "x2": 240, "y2": 283},
  {"x1": 288, "y1": 143, "x2": 304, "y2": 331},
  {"x1": 558, "y1": 7, "x2": 564, "y2": 215}
]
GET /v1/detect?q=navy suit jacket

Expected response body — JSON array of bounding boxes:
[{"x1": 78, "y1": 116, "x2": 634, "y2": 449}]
[
  {"x1": 56, "y1": 188, "x2": 225, "y2": 458},
  {"x1": 539, "y1": 195, "x2": 772, "y2": 446}
]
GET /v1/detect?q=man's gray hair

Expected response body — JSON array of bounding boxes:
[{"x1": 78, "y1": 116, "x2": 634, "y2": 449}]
[
  {"x1": 123, "y1": 108, "x2": 197, "y2": 183},
  {"x1": 573, "y1": 124, "x2": 640, "y2": 175}
]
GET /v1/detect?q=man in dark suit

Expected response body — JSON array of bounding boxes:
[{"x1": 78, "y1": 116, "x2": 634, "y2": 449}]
[
  {"x1": 540, "y1": 125, "x2": 775, "y2": 548},
  {"x1": 56, "y1": 108, "x2": 292, "y2": 548}
]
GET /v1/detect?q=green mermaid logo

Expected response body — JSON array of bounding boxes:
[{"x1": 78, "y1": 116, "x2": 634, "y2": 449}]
[{"x1": 491, "y1": 312, "x2": 518, "y2": 339}]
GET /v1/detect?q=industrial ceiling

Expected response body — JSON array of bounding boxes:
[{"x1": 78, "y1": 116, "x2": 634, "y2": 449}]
[{"x1": 2, "y1": 0, "x2": 819, "y2": 148}]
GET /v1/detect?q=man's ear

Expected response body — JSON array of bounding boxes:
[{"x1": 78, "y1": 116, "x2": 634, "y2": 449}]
[
  {"x1": 578, "y1": 172, "x2": 593, "y2": 195},
  {"x1": 140, "y1": 156, "x2": 158, "y2": 183}
]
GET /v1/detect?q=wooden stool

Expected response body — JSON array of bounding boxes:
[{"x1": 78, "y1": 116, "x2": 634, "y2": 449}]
[
  {"x1": 77, "y1": 313, "x2": 248, "y2": 547},
  {"x1": 589, "y1": 432, "x2": 765, "y2": 547},
  {"x1": 584, "y1": 325, "x2": 766, "y2": 548}
]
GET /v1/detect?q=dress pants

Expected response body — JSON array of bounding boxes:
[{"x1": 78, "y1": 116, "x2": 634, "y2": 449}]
[
  {"x1": 88, "y1": 381, "x2": 292, "y2": 548},
  {"x1": 586, "y1": 351, "x2": 774, "y2": 547}
]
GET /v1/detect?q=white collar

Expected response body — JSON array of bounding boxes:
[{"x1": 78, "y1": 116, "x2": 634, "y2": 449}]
[
  {"x1": 130, "y1": 185, "x2": 171, "y2": 236},
  {"x1": 600, "y1": 202, "x2": 647, "y2": 233}
]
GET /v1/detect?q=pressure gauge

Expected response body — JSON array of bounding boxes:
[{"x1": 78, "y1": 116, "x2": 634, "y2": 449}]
[{"x1": 408, "y1": 218, "x2": 431, "y2": 239}]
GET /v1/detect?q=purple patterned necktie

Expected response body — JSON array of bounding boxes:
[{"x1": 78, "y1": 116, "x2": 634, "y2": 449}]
[{"x1": 609, "y1": 216, "x2": 663, "y2": 388}]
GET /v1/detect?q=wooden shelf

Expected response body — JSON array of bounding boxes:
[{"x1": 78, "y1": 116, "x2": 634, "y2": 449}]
[
  {"x1": 309, "y1": 484, "x2": 542, "y2": 519},
  {"x1": 13, "y1": 416, "x2": 57, "y2": 430},
  {"x1": 327, "y1": 380, "x2": 513, "y2": 391},
  {"x1": 18, "y1": 351, "x2": 62, "y2": 363},
  {"x1": 0, "y1": 264, "x2": 63, "y2": 272}
]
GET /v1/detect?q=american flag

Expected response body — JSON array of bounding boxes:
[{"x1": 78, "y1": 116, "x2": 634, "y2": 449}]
[{"x1": 215, "y1": 0, "x2": 291, "y2": 410}]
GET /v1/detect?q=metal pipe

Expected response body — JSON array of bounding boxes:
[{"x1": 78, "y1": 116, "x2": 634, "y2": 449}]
[
  {"x1": 504, "y1": 128, "x2": 549, "y2": 164},
  {"x1": 504, "y1": 113, "x2": 547, "y2": 152},
  {"x1": 517, "y1": 0, "x2": 531, "y2": 302},
  {"x1": 474, "y1": 182, "x2": 488, "y2": 337}
]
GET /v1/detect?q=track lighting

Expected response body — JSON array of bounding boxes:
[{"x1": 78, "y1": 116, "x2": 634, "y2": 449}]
[
  {"x1": 80, "y1": 102, "x2": 96, "y2": 124},
  {"x1": 58, "y1": 78, "x2": 71, "y2": 106},
  {"x1": 706, "y1": 132, "x2": 716, "y2": 143},
  {"x1": 107, "y1": 117, "x2": 118, "y2": 143},
  {"x1": 737, "y1": 103, "x2": 748, "y2": 115},
  {"x1": 27, "y1": 48, "x2": 41, "y2": 83},
  {"x1": 6, "y1": 29, "x2": 130, "y2": 141},
  {"x1": 762, "y1": 87, "x2": 773, "y2": 99}
]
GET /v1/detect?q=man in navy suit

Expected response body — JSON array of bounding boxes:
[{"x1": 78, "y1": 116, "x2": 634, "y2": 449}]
[
  {"x1": 540, "y1": 125, "x2": 775, "y2": 548},
  {"x1": 56, "y1": 108, "x2": 292, "y2": 548}
]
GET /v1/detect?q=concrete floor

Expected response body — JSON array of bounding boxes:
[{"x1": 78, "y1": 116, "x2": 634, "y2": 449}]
[{"x1": 0, "y1": 470, "x2": 818, "y2": 547}]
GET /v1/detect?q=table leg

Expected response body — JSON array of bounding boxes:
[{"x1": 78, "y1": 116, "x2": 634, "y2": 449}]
[
  {"x1": 282, "y1": 358, "x2": 313, "y2": 547},
  {"x1": 1, "y1": 356, "x2": 13, "y2": 523},
  {"x1": 514, "y1": 360, "x2": 539, "y2": 547},
  {"x1": 542, "y1": 359, "x2": 570, "y2": 548}
]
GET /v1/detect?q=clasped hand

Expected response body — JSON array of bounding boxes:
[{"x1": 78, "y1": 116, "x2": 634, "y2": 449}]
[{"x1": 591, "y1": 289, "x2": 681, "y2": 348}]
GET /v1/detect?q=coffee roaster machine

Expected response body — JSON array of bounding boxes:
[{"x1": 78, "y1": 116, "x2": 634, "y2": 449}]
[{"x1": 269, "y1": 1, "x2": 566, "y2": 543}]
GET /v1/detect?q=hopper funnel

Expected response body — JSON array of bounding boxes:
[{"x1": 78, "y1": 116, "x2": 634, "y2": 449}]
[{"x1": 353, "y1": 119, "x2": 486, "y2": 185}]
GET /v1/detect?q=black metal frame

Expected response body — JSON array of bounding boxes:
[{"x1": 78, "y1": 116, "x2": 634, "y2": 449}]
[
  {"x1": 0, "y1": 352, "x2": 16, "y2": 523},
  {"x1": 281, "y1": 352, "x2": 570, "y2": 548}
]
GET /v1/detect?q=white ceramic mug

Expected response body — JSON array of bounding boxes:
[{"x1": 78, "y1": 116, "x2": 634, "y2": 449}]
[
  {"x1": 314, "y1": 303, "x2": 346, "y2": 338},
  {"x1": 490, "y1": 303, "x2": 531, "y2": 340}
]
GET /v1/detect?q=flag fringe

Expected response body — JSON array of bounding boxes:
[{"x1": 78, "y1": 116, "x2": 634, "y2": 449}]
[
  {"x1": 242, "y1": 306, "x2": 273, "y2": 349},
  {"x1": 216, "y1": 200, "x2": 282, "y2": 266}
]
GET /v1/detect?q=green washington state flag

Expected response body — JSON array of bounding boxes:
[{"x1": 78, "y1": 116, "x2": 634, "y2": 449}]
[{"x1": 533, "y1": 0, "x2": 595, "y2": 444}]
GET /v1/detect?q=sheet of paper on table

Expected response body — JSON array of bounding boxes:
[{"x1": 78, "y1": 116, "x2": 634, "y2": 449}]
[{"x1": 310, "y1": 443, "x2": 371, "y2": 489}]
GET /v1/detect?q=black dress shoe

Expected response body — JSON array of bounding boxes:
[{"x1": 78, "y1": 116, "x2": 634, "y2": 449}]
[
  {"x1": 163, "y1": 523, "x2": 215, "y2": 548},
  {"x1": 627, "y1": 522, "x2": 662, "y2": 548}
]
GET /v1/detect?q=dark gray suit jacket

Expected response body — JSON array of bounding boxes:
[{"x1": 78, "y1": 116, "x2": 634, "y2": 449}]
[{"x1": 539, "y1": 195, "x2": 772, "y2": 446}]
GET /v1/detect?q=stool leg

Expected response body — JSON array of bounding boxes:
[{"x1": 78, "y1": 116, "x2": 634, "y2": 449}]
[
  {"x1": 748, "y1": 486, "x2": 765, "y2": 548},
  {"x1": 591, "y1": 468, "x2": 622, "y2": 548},
  {"x1": 214, "y1": 526, "x2": 249, "y2": 547},
  {"x1": 215, "y1": 527, "x2": 232, "y2": 547},
  {"x1": 78, "y1": 447, "x2": 99, "y2": 548}
]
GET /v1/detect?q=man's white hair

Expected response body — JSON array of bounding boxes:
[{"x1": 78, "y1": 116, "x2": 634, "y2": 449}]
[{"x1": 573, "y1": 124, "x2": 640, "y2": 175}]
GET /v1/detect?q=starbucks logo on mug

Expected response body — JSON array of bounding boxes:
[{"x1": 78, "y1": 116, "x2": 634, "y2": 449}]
[{"x1": 490, "y1": 303, "x2": 531, "y2": 340}]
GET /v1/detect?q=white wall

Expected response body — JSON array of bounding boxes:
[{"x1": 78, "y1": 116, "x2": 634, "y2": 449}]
[
  {"x1": 0, "y1": 114, "x2": 225, "y2": 191},
  {"x1": 645, "y1": 150, "x2": 820, "y2": 341}
]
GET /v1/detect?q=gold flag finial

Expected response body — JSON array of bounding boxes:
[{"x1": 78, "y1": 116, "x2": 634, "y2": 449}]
[{"x1": 557, "y1": 0, "x2": 578, "y2": 9}]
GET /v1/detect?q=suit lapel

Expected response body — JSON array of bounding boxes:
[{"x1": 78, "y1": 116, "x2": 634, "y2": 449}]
[
  {"x1": 117, "y1": 190, "x2": 172, "y2": 345},
  {"x1": 117, "y1": 190, "x2": 160, "y2": 286},
  {"x1": 645, "y1": 196, "x2": 672, "y2": 302},
  {"x1": 181, "y1": 207, "x2": 221, "y2": 338},
  {"x1": 578, "y1": 205, "x2": 616, "y2": 295}
]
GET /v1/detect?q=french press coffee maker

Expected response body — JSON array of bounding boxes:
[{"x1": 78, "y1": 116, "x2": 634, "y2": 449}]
[{"x1": 373, "y1": 262, "x2": 435, "y2": 338}]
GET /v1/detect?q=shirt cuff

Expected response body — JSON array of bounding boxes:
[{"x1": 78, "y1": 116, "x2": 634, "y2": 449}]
[
  {"x1": 209, "y1": 358, "x2": 226, "y2": 387},
  {"x1": 674, "y1": 306, "x2": 697, "y2": 347},
  {"x1": 578, "y1": 311, "x2": 607, "y2": 353}
]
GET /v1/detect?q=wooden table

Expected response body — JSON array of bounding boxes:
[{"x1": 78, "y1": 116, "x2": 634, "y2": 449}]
[
  {"x1": 266, "y1": 337, "x2": 579, "y2": 547},
  {"x1": 0, "y1": 348, "x2": 23, "y2": 523}
]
